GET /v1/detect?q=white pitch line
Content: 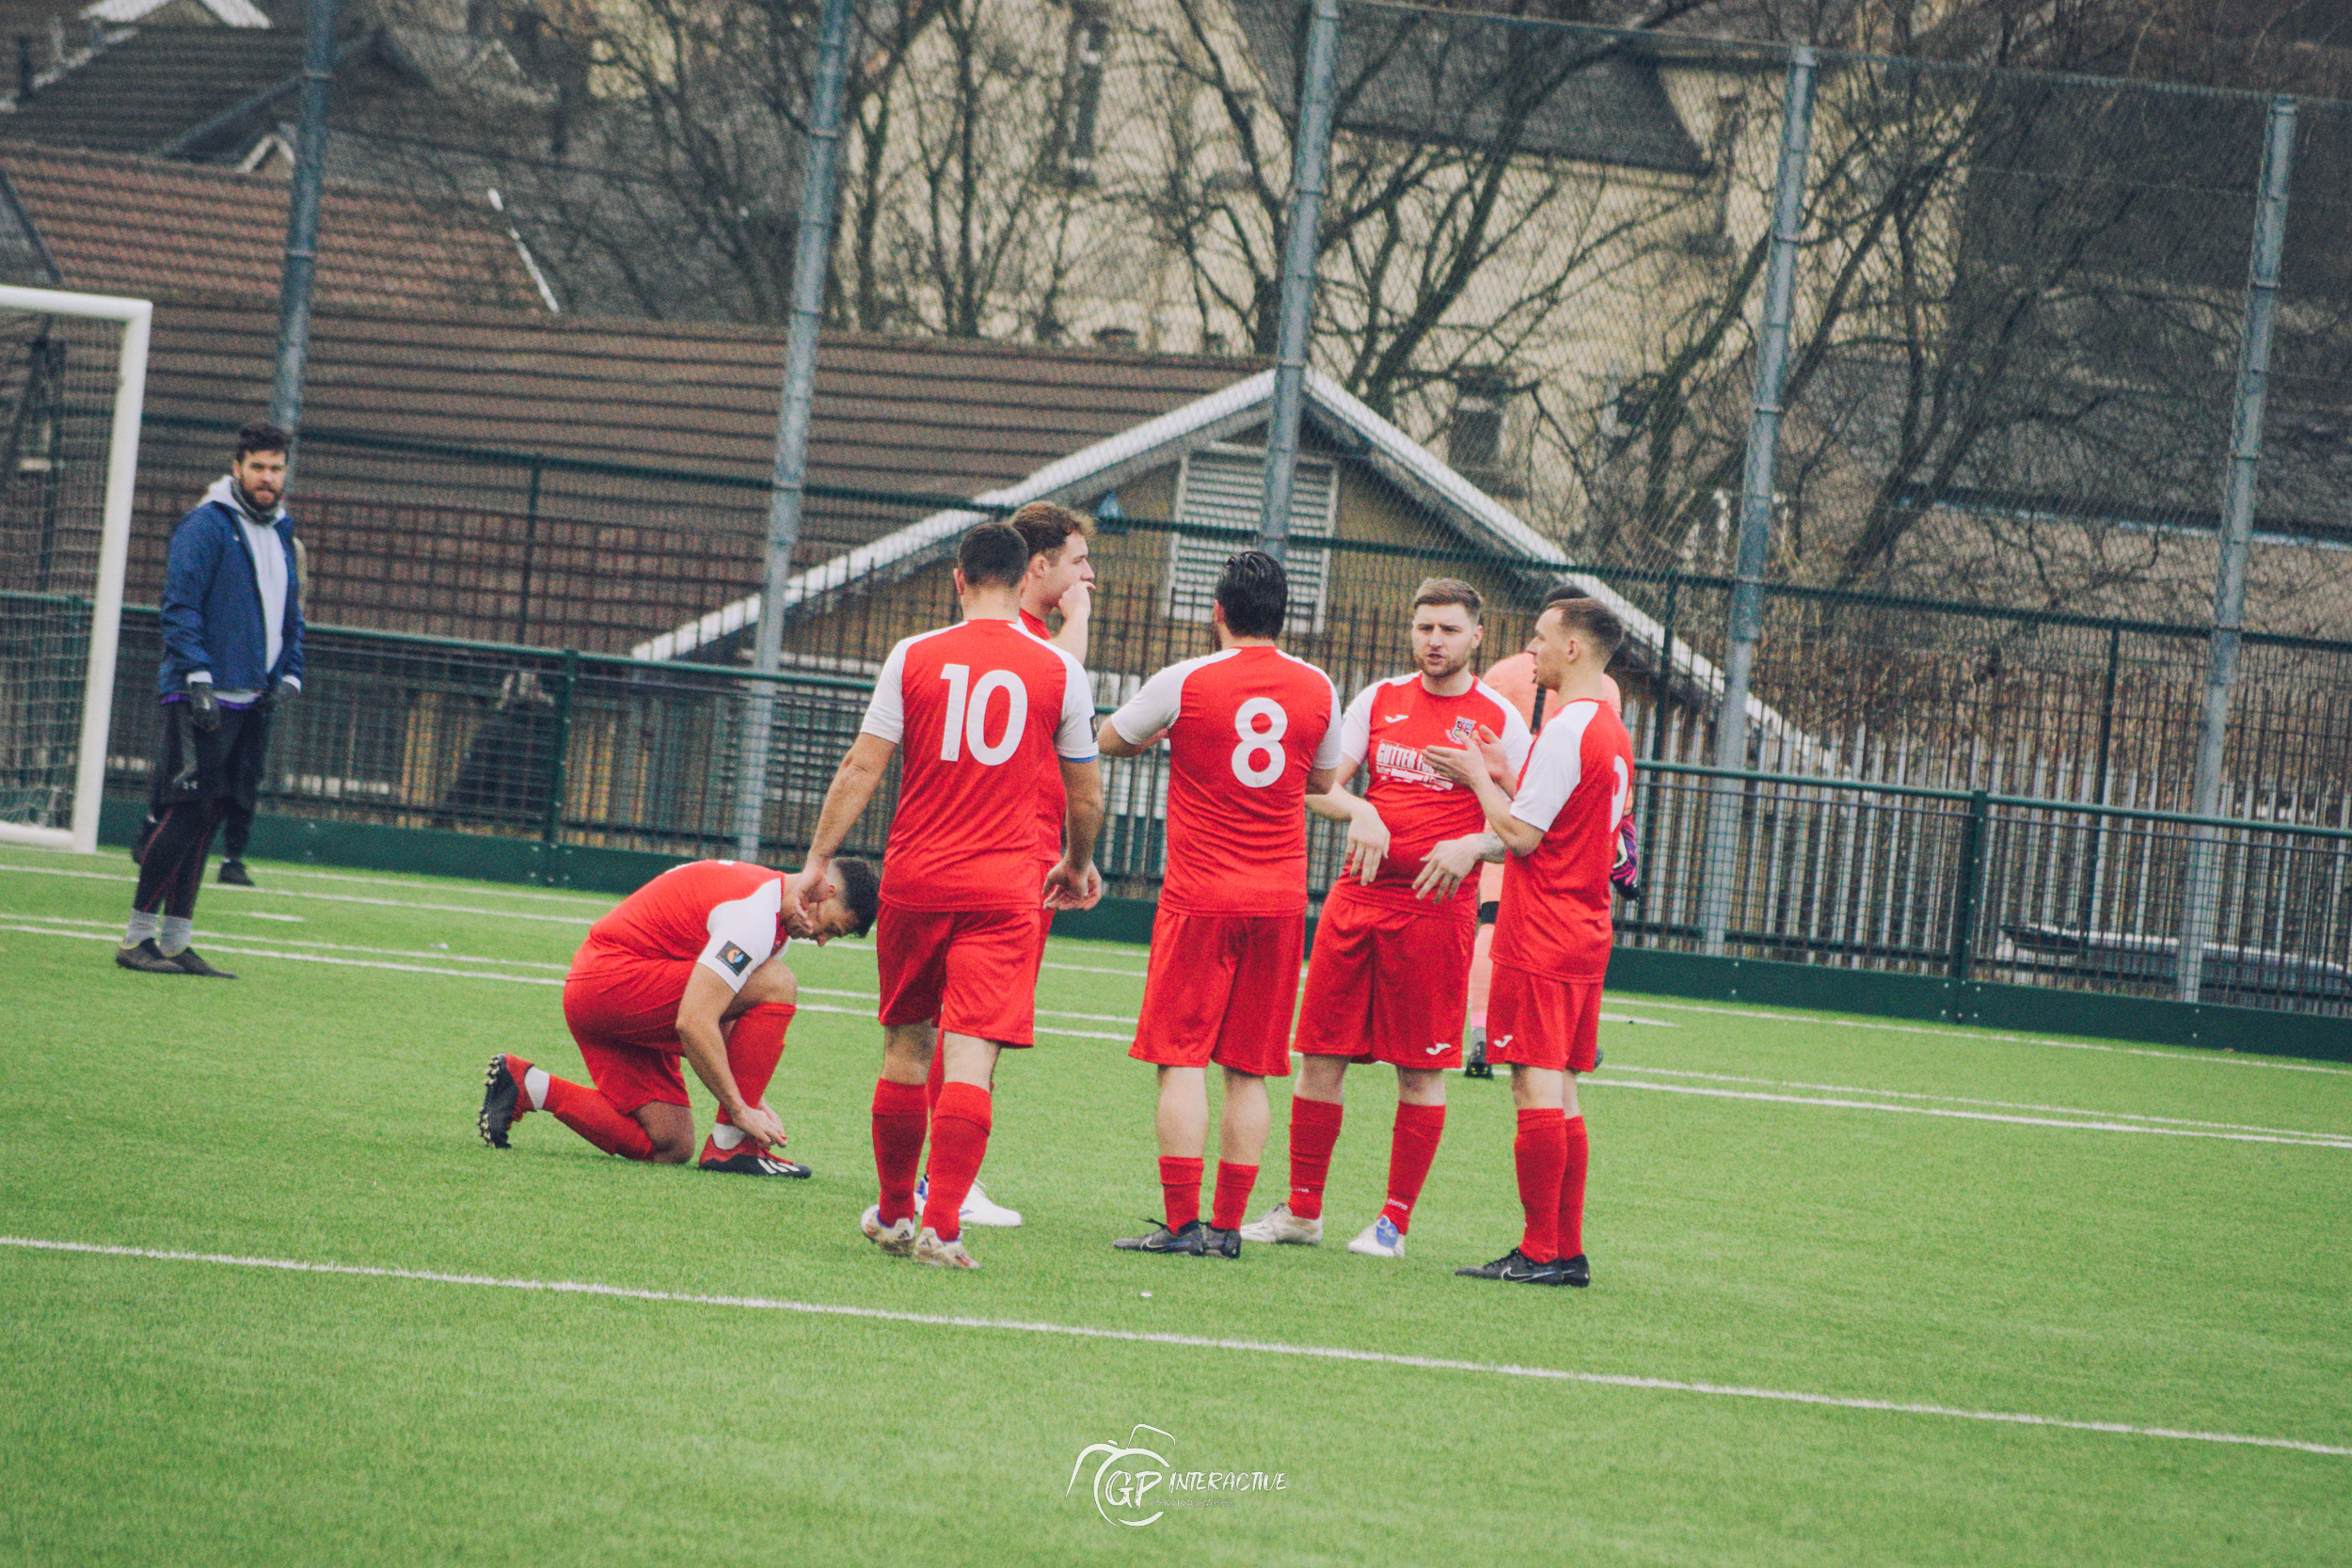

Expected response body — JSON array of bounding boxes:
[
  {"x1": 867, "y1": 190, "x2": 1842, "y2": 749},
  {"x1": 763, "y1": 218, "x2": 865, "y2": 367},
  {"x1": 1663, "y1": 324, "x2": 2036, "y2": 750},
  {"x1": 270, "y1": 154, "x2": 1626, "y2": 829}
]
[
  {"x1": 1593, "y1": 1076, "x2": 2352, "y2": 1149},
  {"x1": 0, "y1": 843, "x2": 621, "y2": 911},
  {"x1": 4, "y1": 1235, "x2": 2342, "y2": 1459},
  {"x1": 0, "y1": 861, "x2": 598, "y2": 926},
  {"x1": 1606, "y1": 1062, "x2": 2352, "y2": 1142},
  {"x1": 6, "y1": 910, "x2": 573, "y2": 970},
  {"x1": 10, "y1": 923, "x2": 564, "y2": 985},
  {"x1": 1616, "y1": 995, "x2": 2352, "y2": 1077}
]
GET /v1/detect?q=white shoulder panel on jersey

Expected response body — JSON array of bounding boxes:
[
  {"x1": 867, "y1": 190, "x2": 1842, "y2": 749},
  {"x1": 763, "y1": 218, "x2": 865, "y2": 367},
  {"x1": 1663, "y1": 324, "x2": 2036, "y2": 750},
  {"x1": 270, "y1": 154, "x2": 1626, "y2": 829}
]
[
  {"x1": 859, "y1": 624, "x2": 973, "y2": 746},
  {"x1": 1108, "y1": 649, "x2": 1233, "y2": 747},
  {"x1": 1508, "y1": 699, "x2": 1599, "y2": 833},
  {"x1": 1278, "y1": 651, "x2": 1345, "y2": 771},
  {"x1": 698, "y1": 877, "x2": 785, "y2": 992}
]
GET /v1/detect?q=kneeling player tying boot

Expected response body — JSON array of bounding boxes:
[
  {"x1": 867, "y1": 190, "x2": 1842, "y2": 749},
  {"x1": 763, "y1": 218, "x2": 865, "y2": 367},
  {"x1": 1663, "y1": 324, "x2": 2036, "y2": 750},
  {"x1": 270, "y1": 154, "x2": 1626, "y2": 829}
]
[{"x1": 480, "y1": 856, "x2": 879, "y2": 1173}]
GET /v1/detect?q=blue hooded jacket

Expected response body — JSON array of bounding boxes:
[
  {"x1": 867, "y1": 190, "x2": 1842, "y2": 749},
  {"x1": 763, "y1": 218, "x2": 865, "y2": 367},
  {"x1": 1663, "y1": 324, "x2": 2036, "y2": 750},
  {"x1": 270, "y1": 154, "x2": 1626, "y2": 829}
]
[{"x1": 155, "y1": 479, "x2": 305, "y2": 699}]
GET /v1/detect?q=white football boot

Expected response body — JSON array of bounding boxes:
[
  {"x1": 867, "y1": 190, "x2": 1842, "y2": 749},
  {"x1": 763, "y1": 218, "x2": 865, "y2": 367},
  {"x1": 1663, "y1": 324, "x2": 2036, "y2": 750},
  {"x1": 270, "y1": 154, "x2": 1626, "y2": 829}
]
[
  {"x1": 913, "y1": 1227, "x2": 979, "y2": 1269},
  {"x1": 1346, "y1": 1214, "x2": 1406, "y2": 1259},
  {"x1": 916, "y1": 1175, "x2": 1024, "y2": 1227},
  {"x1": 861, "y1": 1203, "x2": 918, "y2": 1257},
  {"x1": 1238, "y1": 1202, "x2": 1323, "y2": 1245}
]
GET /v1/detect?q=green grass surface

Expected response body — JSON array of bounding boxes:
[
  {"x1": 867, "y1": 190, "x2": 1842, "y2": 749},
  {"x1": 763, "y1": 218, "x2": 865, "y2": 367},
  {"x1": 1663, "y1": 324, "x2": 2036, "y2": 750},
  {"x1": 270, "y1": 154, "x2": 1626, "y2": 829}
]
[{"x1": 2, "y1": 845, "x2": 2346, "y2": 1566}]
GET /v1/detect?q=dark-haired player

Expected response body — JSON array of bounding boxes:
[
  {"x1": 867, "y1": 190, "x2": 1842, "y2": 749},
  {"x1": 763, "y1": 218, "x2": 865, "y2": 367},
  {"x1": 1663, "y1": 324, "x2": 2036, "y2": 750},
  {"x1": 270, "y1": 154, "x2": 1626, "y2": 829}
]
[
  {"x1": 1099, "y1": 550, "x2": 1340, "y2": 1258},
  {"x1": 1421, "y1": 596, "x2": 1634, "y2": 1288},
  {"x1": 794, "y1": 521, "x2": 1104, "y2": 1270},
  {"x1": 1243, "y1": 578, "x2": 1530, "y2": 1258},
  {"x1": 909, "y1": 500, "x2": 1104, "y2": 1231},
  {"x1": 479, "y1": 855, "x2": 881, "y2": 1174}
]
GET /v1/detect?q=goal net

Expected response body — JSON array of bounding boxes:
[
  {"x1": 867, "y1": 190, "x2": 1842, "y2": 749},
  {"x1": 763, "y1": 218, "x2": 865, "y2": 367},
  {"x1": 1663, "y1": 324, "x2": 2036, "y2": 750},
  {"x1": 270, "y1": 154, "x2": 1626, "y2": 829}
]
[{"x1": 0, "y1": 285, "x2": 148, "y2": 852}]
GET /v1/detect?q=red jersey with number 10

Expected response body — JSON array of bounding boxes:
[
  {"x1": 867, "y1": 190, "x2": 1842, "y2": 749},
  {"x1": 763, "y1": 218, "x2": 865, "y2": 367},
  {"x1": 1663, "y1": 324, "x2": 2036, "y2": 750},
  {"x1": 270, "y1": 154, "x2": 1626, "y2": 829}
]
[
  {"x1": 1493, "y1": 698, "x2": 1635, "y2": 981},
  {"x1": 860, "y1": 617, "x2": 1096, "y2": 911},
  {"x1": 1107, "y1": 644, "x2": 1342, "y2": 915}
]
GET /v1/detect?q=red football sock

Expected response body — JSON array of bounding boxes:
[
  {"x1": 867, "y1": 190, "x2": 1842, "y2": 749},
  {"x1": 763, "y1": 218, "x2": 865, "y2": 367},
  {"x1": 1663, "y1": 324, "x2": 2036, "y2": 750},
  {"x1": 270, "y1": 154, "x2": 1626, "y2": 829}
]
[
  {"x1": 1159, "y1": 1156, "x2": 1205, "y2": 1231},
  {"x1": 1211, "y1": 1161, "x2": 1258, "y2": 1232},
  {"x1": 1514, "y1": 1107, "x2": 1567, "y2": 1262},
  {"x1": 870, "y1": 1078, "x2": 930, "y2": 1226},
  {"x1": 713, "y1": 1004, "x2": 794, "y2": 1129},
  {"x1": 1285, "y1": 1096, "x2": 1343, "y2": 1221},
  {"x1": 1380, "y1": 1101, "x2": 1447, "y2": 1233},
  {"x1": 541, "y1": 1075, "x2": 655, "y2": 1160},
  {"x1": 1558, "y1": 1115, "x2": 1589, "y2": 1259},
  {"x1": 922, "y1": 1082, "x2": 993, "y2": 1242}
]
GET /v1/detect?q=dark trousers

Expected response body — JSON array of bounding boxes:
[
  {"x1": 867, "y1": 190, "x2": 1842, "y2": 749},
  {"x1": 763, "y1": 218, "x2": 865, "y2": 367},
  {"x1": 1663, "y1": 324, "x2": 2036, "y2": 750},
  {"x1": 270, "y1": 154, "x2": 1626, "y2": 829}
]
[{"x1": 133, "y1": 703, "x2": 270, "y2": 917}]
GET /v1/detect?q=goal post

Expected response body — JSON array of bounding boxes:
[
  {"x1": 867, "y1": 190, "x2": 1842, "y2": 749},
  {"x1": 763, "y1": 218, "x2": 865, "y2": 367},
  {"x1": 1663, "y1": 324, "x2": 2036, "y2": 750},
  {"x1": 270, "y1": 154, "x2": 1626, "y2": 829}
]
[{"x1": 0, "y1": 285, "x2": 150, "y2": 854}]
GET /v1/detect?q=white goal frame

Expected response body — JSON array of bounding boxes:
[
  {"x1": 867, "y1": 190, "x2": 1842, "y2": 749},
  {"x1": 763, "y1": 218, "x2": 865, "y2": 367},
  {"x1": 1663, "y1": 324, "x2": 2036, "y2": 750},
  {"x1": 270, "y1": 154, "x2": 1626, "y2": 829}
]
[{"x1": 0, "y1": 285, "x2": 151, "y2": 854}]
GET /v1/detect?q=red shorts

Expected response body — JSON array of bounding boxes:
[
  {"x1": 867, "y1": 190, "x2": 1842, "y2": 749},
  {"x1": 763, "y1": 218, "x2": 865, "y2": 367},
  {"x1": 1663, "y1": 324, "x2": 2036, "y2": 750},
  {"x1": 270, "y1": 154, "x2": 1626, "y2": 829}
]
[
  {"x1": 563, "y1": 943, "x2": 693, "y2": 1114},
  {"x1": 1129, "y1": 909, "x2": 1301, "y2": 1078},
  {"x1": 1486, "y1": 963, "x2": 1603, "y2": 1074},
  {"x1": 876, "y1": 903, "x2": 1043, "y2": 1046},
  {"x1": 1293, "y1": 884, "x2": 1475, "y2": 1069}
]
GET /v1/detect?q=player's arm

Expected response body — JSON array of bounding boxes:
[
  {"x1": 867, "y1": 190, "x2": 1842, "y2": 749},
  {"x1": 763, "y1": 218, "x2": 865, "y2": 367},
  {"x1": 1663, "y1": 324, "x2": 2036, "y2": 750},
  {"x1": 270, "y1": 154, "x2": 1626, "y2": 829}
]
[
  {"x1": 1098, "y1": 659, "x2": 1183, "y2": 758},
  {"x1": 1052, "y1": 580, "x2": 1090, "y2": 663},
  {"x1": 1046, "y1": 755, "x2": 1106, "y2": 909},
  {"x1": 1305, "y1": 757, "x2": 1388, "y2": 883},
  {"x1": 1412, "y1": 829, "x2": 1504, "y2": 900},
  {"x1": 1425, "y1": 743, "x2": 1545, "y2": 857},
  {"x1": 1095, "y1": 718, "x2": 1158, "y2": 758},
  {"x1": 673, "y1": 967, "x2": 791, "y2": 1150},
  {"x1": 793, "y1": 733, "x2": 894, "y2": 909}
]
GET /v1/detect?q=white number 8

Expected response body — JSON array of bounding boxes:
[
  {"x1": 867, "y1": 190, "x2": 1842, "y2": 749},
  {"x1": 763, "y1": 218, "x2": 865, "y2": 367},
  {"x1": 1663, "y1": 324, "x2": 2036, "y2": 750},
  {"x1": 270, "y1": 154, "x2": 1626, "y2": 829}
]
[{"x1": 1231, "y1": 698, "x2": 1288, "y2": 787}]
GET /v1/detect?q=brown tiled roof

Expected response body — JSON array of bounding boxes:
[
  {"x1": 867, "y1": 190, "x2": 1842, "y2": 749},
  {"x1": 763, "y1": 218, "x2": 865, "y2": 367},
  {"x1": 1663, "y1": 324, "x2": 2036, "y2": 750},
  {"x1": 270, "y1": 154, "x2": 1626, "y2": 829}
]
[
  {"x1": 0, "y1": 144, "x2": 547, "y2": 310},
  {"x1": 0, "y1": 24, "x2": 306, "y2": 153},
  {"x1": 140, "y1": 295, "x2": 1258, "y2": 497}
]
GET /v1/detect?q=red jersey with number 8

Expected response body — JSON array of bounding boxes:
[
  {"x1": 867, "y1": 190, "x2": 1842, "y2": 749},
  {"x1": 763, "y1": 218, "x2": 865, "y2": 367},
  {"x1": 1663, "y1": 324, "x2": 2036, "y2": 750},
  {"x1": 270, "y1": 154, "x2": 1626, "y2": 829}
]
[
  {"x1": 860, "y1": 617, "x2": 1097, "y2": 911},
  {"x1": 1493, "y1": 697, "x2": 1635, "y2": 981},
  {"x1": 1107, "y1": 644, "x2": 1342, "y2": 915}
]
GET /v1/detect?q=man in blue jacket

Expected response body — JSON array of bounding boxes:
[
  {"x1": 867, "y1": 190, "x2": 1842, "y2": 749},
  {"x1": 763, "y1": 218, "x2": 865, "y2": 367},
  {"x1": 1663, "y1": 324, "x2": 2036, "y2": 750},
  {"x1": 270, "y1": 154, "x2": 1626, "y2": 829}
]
[{"x1": 116, "y1": 421, "x2": 306, "y2": 977}]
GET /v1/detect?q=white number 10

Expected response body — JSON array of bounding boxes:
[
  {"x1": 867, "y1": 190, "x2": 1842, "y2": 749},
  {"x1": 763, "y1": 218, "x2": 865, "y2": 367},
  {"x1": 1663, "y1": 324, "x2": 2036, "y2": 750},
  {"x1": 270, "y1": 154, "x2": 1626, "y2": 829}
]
[{"x1": 939, "y1": 664, "x2": 1026, "y2": 765}]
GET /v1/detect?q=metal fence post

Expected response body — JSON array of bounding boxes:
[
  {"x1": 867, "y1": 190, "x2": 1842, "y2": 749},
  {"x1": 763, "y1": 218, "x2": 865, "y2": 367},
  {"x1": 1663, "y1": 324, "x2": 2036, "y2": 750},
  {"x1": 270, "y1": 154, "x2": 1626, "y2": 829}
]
[
  {"x1": 1948, "y1": 788, "x2": 1991, "y2": 993},
  {"x1": 540, "y1": 647, "x2": 578, "y2": 851},
  {"x1": 2076, "y1": 622, "x2": 2122, "y2": 934},
  {"x1": 268, "y1": 0, "x2": 341, "y2": 438},
  {"x1": 1257, "y1": 0, "x2": 1341, "y2": 562},
  {"x1": 2181, "y1": 94, "x2": 2296, "y2": 1002},
  {"x1": 514, "y1": 461, "x2": 542, "y2": 646},
  {"x1": 1697, "y1": 45, "x2": 1815, "y2": 956},
  {"x1": 733, "y1": 0, "x2": 854, "y2": 861}
]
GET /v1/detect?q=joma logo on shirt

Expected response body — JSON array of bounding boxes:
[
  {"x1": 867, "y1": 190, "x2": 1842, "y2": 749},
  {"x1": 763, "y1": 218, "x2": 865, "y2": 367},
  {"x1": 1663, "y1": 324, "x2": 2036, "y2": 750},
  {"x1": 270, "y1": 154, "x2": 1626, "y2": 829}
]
[
  {"x1": 1374, "y1": 739, "x2": 1454, "y2": 790},
  {"x1": 717, "y1": 942, "x2": 753, "y2": 974}
]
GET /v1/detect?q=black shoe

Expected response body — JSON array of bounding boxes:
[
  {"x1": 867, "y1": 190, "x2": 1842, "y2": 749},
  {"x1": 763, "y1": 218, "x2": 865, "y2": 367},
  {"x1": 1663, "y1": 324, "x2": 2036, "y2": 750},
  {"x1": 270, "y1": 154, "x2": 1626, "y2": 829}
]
[
  {"x1": 479, "y1": 1053, "x2": 523, "y2": 1148},
  {"x1": 1464, "y1": 1026, "x2": 1492, "y2": 1081},
  {"x1": 699, "y1": 1148, "x2": 812, "y2": 1177},
  {"x1": 1455, "y1": 1247, "x2": 1557, "y2": 1284},
  {"x1": 1200, "y1": 1225, "x2": 1241, "y2": 1259},
  {"x1": 216, "y1": 860, "x2": 254, "y2": 887},
  {"x1": 167, "y1": 946, "x2": 236, "y2": 978},
  {"x1": 1113, "y1": 1218, "x2": 1206, "y2": 1255},
  {"x1": 1553, "y1": 1253, "x2": 1591, "y2": 1288},
  {"x1": 114, "y1": 939, "x2": 183, "y2": 974}
]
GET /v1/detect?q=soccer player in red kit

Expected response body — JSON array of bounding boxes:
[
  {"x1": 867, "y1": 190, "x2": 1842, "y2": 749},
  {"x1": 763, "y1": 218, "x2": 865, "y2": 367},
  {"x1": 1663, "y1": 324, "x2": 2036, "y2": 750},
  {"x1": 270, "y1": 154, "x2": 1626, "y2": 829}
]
[
  {"x1": 794, "y1": 521, "x2": 1104, "y2": 1270},
  {"x1": 1421, "y1": 595, "x2": 1634, "y2": 1288},
  {"x1": 912, "y1": 500, "x2": 1102, "y2": 1231},
  {"x1": 477, "y1": 855, "x2": 880, "y2": 1171},
  {"x1": 1097, "y1": 550, "x2": 1341, "y2": 1258},
  {"x1": 1242, "y1": 578, "x2": 1531, "y2": 1259}
]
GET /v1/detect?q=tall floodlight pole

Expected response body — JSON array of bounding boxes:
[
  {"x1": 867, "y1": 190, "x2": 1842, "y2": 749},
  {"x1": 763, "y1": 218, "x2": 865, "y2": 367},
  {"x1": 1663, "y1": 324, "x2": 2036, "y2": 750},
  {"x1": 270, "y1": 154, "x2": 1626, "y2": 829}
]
[
  {"x1": 1258, "y1": 0, "x2": 1341, "y2": 561},
  {"x1": 1697, "y1": 46, "x2": 1815, "y2": 957},
  {"x1": 734, "y1": 0, "x2": 855, "y2": 860},
  {"x1": 268, "y1": 0, "x2": 341, "y2": 436},
  {"x1": 2178, "y1": 94, "x2": 2296, "y2": 1003}
]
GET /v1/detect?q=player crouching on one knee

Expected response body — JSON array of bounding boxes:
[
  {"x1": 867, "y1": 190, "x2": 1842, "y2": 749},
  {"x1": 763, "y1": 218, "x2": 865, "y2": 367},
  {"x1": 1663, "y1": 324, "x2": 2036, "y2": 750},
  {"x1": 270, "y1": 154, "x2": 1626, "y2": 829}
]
[
  {"x1": 1418, "y1": 595, "x2": 1634, "y2": 1289},
  {"x1": 479, "y1": 856, "x2": 880, "y2": 1174},
  {"x1": 1098, "y1": 550, "x2": 1341, "y2": 1259}
]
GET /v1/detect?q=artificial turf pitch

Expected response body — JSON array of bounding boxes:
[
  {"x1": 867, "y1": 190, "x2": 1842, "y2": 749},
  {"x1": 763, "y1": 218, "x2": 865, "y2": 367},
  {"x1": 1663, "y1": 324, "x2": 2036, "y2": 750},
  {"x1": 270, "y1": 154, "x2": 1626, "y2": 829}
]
[{"x1": 1, "y1": 847, "x2": 2346, "y2": 1566}]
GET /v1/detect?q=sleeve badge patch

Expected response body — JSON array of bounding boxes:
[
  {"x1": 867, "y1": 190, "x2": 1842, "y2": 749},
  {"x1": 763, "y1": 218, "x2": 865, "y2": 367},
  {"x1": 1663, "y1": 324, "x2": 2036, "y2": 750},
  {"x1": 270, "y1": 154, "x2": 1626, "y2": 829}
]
[{"x1": 718, "y1": 942, "x2": 753, "y2": 975}]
